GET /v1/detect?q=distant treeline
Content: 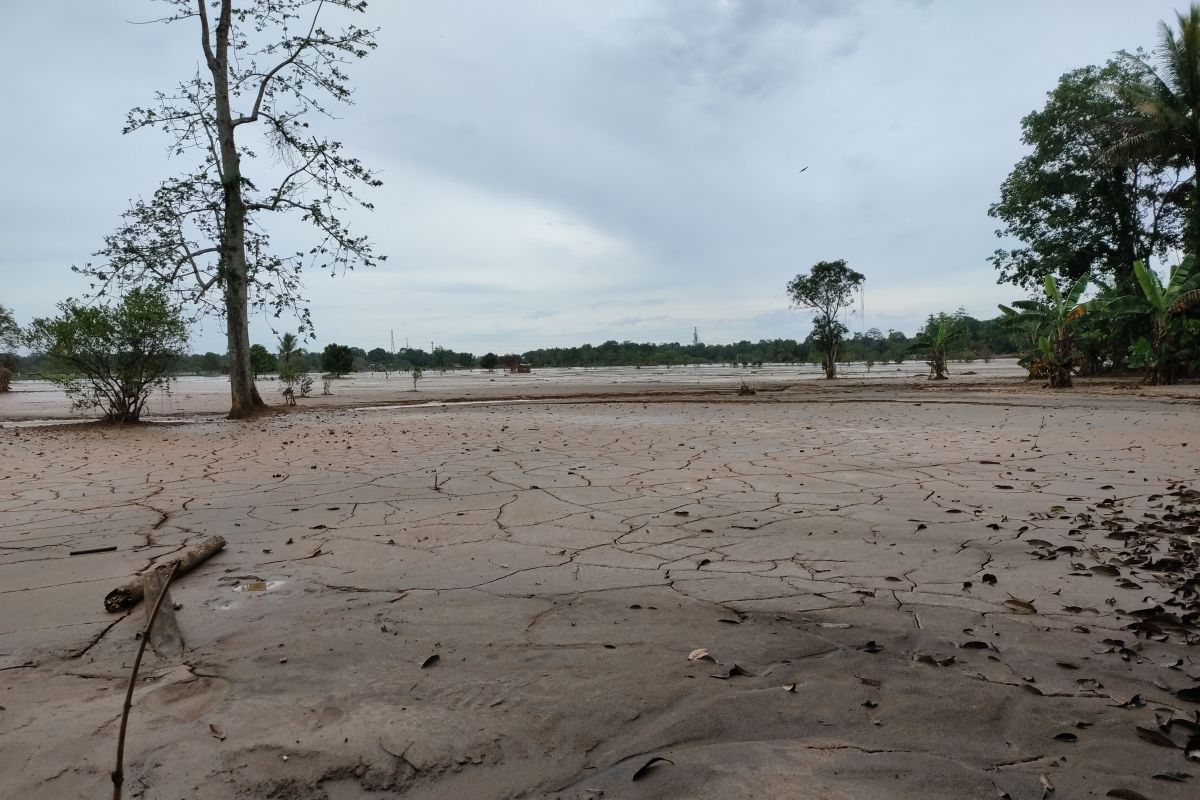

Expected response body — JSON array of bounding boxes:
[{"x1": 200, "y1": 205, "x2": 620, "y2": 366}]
[{"x1": 12, "y1": 313, "x2": 1025, "y2": 376}]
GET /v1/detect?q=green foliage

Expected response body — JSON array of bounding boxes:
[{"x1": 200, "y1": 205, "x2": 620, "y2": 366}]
[
  {"x1": 786, "y1": 260, "x2": 865, "y2": 378},
  {"x1": 999, "y1": 273, "x2": 1090, "y2": 387},
  {"x1": 990, "y1": 58, "x2": 1181, "y2": 290},
  {"x1": 321, "y1": 343, "x2": 354, "y2": 377},
  {"x1": 276, "y1": 331, "x2": 311, "y2": 401},
  {"x1": 914, "y1": 311, "x2": 965, "y2": 380},
  {"x1": 24, "y1": 288, "x2": 188, "y2": 422},
  {"x1": 1117, "y1": 4, "x2": 1200, "y2": 254},
  {"x1": 411, "y1": 365, "x2": 423, "y2": 390},
  {"x1": 0, "y1": 304, "x2": 18, "y2": 392},
  {"x1": 480, "y1": 352, "x2": 499, "y2": 371},
  {"x1": 0, "y1": 304, "x2": 18, "y2": 350},
  {"x1": 1103, "y1": 257, "x2": 1200, "y2": 383},
  {"x1": 249, "y1": 344, "x2": 278, "y2": 378}
]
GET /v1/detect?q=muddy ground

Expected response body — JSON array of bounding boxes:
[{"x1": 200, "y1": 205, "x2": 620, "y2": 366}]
[{"x1": 1, "y1": 379, "x2": 1198, "y2": 799}]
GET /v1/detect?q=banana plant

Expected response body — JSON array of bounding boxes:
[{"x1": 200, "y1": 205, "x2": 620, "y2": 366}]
[
  {"x1": 1102, "y1": 257, "x2": 1200, "y2": 384},
  {"x1": 998, "y1": 272, "x2": 1090, "y2": 388},
  {"x1": 913, "y1": 313, "x2": 962, "y2": 380}
]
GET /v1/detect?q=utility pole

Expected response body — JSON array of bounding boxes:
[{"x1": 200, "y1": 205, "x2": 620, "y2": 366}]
[
  {"x1": 390, "y1": 329, "x2": 395, "y2": 355},
  {"x1": 693, "y1": 326, "x2": 699, "y2": 345}
]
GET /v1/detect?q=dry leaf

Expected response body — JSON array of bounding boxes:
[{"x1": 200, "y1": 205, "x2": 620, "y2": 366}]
[{"x1": 631, "y1": 756, "x2": 673, "y2": 782}]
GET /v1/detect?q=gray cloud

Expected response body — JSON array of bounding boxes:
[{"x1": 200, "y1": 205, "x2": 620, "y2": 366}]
[{"x1": 0, "y1": 1, "x2": 1187, "y2": 355}]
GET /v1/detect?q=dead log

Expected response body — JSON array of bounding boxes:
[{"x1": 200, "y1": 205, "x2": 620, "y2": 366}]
[{"x1": 104, "y1": 536, "x2": 226, "y2": 613}]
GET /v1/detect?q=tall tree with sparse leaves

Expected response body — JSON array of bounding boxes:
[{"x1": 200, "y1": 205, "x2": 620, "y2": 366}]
[
  {"x1": 786, "y1": 260, "x2": 864, "y2": 379},
  {"x1": 77, "y1": 1, "x2": 385, "y2": 418}
]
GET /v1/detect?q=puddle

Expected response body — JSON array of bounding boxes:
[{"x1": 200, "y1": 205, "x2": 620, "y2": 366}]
[
  {"x1": 234, "y1": 579, "x2": 286, "y2": 593},
  {"x1": 209, "y1": 577, "x2": 287, "y2": 610}
]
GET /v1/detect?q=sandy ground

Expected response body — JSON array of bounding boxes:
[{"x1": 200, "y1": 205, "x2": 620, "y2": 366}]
[{"x1": 2, "y1": 374, "x2": 1199, "y2": 799}]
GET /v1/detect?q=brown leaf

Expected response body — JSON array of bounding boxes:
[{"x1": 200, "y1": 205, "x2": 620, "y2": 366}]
[
  {"x1": 688, "y1": 648, "x2": 717, "y2": 663},
  {"x1": 631, "y1": 756, "x2": 674, "y2": 781},
  {"x1": 710, "y1": 664, "x2": 753, "y2": 679},
  {"x1": 1106, "y1": 790, "x2": 1152, "y2": 800},
  {"x1": 859, "y1": 641, "x2": 883, "y2": 653},
  {"x1": 1004, "y1": 597, "x2": 1037, "y2": 614},
  {"x1": 420, "y1": 654, "x2": 440, "y2": 669},
  {"x1": 913, "y1": 653, "x2": 956, "y2": 667},
  {"x1": 1135, "y1": 726, "x2": 1178, "y2": 748},
  {"x1": 208, "y1": 723, "x2": 226, "y2": 741}
]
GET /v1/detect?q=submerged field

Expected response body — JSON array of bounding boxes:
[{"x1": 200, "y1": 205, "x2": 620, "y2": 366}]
[{"x1": 1, "y1": 375, "x2": 1198, "y2": 798}]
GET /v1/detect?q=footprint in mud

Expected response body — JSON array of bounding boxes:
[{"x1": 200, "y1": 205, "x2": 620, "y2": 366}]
[
  {"x1": 313, "y1": 705, "x2": 345, "y2": 729},
  {"x1": 144, "y1": 675, "x2": 230, "y2": 721}
]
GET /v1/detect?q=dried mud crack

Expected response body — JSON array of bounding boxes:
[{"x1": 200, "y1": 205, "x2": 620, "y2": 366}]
[{"x1": 1, "y1": 389, "x2": 1198, "y2": 799}]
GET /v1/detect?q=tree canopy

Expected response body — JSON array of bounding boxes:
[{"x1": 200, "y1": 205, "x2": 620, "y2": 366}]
[
  {"x1": 989, "y1": 58, "x2": 1182, "y2": 291},
  {"x1": 24, "y1": 288, "x2": 188, "y2": 422},
  {"x1": 786, "y1": 260, "x2": 865, "y2": 378}
]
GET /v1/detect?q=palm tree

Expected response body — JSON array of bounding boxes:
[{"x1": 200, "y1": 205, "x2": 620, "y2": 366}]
[
  {"x1": 999, "y1": 273, "x2": 1090, "y2": 388},
  {"x1": 1118, "y1": 4, "x2": 1200, "y2": 254},
  {"x1": 277, "y1": 332, "x2": 299, "y2": 375},
  {"x1": 1103, "y1": 257, "x2": 1200, "y2": 384}
]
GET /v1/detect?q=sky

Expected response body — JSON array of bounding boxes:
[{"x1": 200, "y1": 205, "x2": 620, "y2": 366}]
[{"x1": 0, "y1": 0, "x2": 1190, "y2": 355}]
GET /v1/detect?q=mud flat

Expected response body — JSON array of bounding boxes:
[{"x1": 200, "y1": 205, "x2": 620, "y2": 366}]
[{"x1": 1, "y1": 379, "x2": 1198, "y2": 798}]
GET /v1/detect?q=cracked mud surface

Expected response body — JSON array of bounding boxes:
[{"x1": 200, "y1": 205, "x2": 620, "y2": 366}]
[{"x1": 2, "y1": 384, "x2": 1199, "y2": 799}]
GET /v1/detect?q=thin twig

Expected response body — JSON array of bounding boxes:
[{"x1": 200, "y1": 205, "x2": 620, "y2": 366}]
[
  {"x1": 111, "y1": 560, "x2": 179, "y2": 800},
  {"x1": 1031, "y1": 415, "x2": 1046, "y2": 451}
]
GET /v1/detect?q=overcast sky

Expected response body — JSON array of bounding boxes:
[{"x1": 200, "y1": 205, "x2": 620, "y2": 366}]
[{"x1": 0, "y1": 1, "x2": 1188, "y2": 355}]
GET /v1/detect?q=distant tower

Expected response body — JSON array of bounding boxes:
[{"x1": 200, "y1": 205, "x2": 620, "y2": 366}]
[{"x1": 692, "y1": 326, "x2": 699, "y2": 345}]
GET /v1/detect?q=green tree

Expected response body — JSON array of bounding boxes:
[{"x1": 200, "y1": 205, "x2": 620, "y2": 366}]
[
  {"x1": 77, "y1": 0, "x2": 384, "y2": 419},
  {"x1": 786, "y1": 260, "x2": 864, "y2": 378},
  {"x1": 914, "y1": 312, "x2": 964, "y2": 380},
  {"x1": 366, "y1": 347, "x2": 392, "y2": 369},
  {"x1": 480, "y1": 352, "x2": 499, "y2": 371},
  {"x1": 277, "y1": 331, "x2": 311, "y2": 401},
  {"x1": 321, "y1": 343, "x2": 354, "y2": 377},
  {"x1": 0, "y1": 304, "x2": 19, "y2": 392},
  {"x1": 249, "y1": 344, "x2": 277, "y2": 378},
  {"x1": 991, "y1": 59, "x2": 1181, "y2": 291},
  {"x1": 198, "y1": 351, "x2": 225, "y2": 374},
  {"x1": 1118, "y1": 4, "x2": 1200, "y2": 255},
  {"x1": 999, "y1": 273, "x2": 1091, "y2": 388},
  {"x1": 1104, "y1": 257, "x2": 1200, "y2": 384},
  {"x1": 24, "y1": 288, "x2": 188, "y2": 422}
]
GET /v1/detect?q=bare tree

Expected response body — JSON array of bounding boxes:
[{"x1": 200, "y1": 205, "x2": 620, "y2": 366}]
[{"x1": 77, "y1": 0, "x2": 385, "y2": 418}]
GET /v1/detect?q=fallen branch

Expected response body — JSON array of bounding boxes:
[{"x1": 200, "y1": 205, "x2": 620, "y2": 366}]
[
  {"x1": 104, "y1": 536, "x2": 226, "y2": 612},
  {"x1": 111, "y1": 560, "x2": 178, "y2": 800}
]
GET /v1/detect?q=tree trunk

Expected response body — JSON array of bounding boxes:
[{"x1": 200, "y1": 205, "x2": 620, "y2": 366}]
[
  {"x1": 823, "y1": 341, "x2": 837, "y2": 379},
  {"x1": 210, "y1": 1, "x2": 266, "y2": 419}
]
